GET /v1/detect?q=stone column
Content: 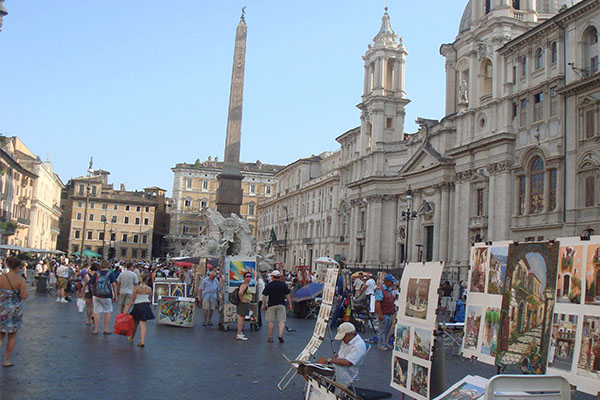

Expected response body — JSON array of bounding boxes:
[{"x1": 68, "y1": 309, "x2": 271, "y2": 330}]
[
  {"x1": 365, "y1": 197, "x2": 382, "y2": 265},
  {"x1": 433, "y1": 186, "x2": 442, "y2": 261},
  {"x1": 445, "y1": 59, "x2": 457, "y2": 115},
  {"x1": 439, "y1": 183, "x2": 450, "y2": 262},
  {"x1": 375, "y1": 57, "x2": 382, "y2": 89},
  {"x1": 364, "y1": 65, "x2": 369, "y2": 95}
]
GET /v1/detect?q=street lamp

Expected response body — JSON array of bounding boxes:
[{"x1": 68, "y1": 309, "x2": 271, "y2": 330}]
[
  {"x1": 400, "y1": 186, "x2": 418, "y2": 266},
  {"x1": 79, "y1": 157, "x2": 93, "y2": 265}
]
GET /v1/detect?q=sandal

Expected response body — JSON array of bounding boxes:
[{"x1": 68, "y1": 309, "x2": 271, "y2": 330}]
[
  {"x1": 267, "y1": 337, "x2": 274, "y2": 342},
  {"x1": 127, "y1": 335, "x2": 134, "y2": 343},
  {"x1": 2, "y1": 363, "x2": 14, "y2": 368},
  {"x1": 137, "y1": 343, "x2": 145, "y2": 347}
]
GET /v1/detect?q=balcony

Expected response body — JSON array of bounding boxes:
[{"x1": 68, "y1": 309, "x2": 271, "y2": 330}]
[
  {"x1": 510, "y1": 9, "x2": 525, "y2": 20},
  {"x1": 303, "y1": 238, "x2": 313, "y2": 245},
  {"x1": 0, "y1": 221, "x2": 16, "y2": 236},
  {"x1": 17, "y1": 217, "x2": 30, "y2": 226},
  {"x1": 468, "y1": 216, "x2": 488, "y2": 230},
  {"x1": 273, "y1": 239, "x2": 287, "y2": 247}
]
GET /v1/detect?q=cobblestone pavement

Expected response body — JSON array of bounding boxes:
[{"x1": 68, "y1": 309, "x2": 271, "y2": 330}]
[{"x1": 0, "y1": 289, "x2": 594, "y2": 399}]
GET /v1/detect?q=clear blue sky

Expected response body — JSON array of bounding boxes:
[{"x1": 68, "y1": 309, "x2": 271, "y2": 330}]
[{"x1": 0, "y1": 1, "x2": 464, "y2": 195}]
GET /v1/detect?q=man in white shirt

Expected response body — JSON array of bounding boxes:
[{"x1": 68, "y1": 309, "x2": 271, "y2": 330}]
[
  {"x1": 317, "y1": 322, "x2": 367, "y2": 388},
  {"x1": 363, "y1": 274, "x2": 376, "y2": 313},
  {"x1": 116, "y1": 262, "x2": 139, "y2": 313},
  {"x1": 56, "y1": 263, "x2": 70, "y2": 303},
  {"x1": 353, "y1": 272, "x2": 365, "y2": 300}
]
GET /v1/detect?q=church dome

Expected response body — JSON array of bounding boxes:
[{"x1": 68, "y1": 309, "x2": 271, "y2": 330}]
[{"x1": 458, "y1": 0, "x2": 472, "y2": 34}]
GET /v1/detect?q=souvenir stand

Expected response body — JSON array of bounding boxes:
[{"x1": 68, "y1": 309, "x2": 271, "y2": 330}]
[
  {"x1": 157, "y1": 296, "x2": 195, "y2": 327},
  {"x1": 218, "y1": 256, "x2": 259, "y2": 332}
]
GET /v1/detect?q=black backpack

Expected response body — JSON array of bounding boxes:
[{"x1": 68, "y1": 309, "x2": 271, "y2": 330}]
[{"x1": 229, "y1": 288, "x2": 240, "y2": 305}]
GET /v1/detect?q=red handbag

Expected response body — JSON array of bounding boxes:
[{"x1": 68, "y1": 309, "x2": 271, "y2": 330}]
[{"x1": 114, "y1": 313, "x2": 134, "y2": 336}]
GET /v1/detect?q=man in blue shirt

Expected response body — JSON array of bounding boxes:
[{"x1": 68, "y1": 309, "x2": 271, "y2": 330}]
[
  {"x1": 451, "y1": 295, "x2": 466, "y2": 323},
  {"x1": 199, "y1": 270, "x2": 219, "y2": 326},
  {"x1": 374, "y1": 274, "x2": 397, "y2": 350}
]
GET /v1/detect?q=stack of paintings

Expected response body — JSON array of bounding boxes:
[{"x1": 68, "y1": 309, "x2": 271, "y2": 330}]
[
  {"x1": 546, "y1": 236, "x2": 600, "y2": 396},
  {"x1": 296, "y1": 268, "x2": 339, "y2": 362},
  {"x1": 390, "y1": 262, "x2": 444, "y2": 400},
  {"x1": 462, "y1": 241, "x2": 511, "y2": 365}
]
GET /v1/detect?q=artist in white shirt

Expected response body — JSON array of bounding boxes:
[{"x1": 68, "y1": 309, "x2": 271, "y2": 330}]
[{"x1": 317, "y1": 322, "x2": 367, "y2": 388}]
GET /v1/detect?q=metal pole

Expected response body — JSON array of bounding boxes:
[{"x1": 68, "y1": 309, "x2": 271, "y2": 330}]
[
  {"x1": 404, "y1": 211, "x2": 410, "y2": 266},
  {"x1": 102, "y1": 217, "x2": 107, "y2": 259},
  {"x1": 79, "y1": 157, "x2": 93, "y2": 265}
]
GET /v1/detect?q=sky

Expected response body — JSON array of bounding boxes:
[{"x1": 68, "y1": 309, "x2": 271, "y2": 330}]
[{"x1": 0, "y1": 1, "x2": 465, "y2": 195}]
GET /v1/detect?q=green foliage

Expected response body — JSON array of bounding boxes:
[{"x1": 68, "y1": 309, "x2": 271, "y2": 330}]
[
  {"x1": 485, "y1": 309, "x2": 500, "y2": 324},
  {"x1": 526, "y1": 295, "x2": 540, "y2": 307}
]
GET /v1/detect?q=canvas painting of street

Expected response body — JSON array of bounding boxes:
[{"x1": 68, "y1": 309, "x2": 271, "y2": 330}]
[
  {"x1": 495, "y1": 241, "x2": 559, "y2": 374},
  {"x1": 584, "y1": 244, "x2": 600, "y2": 306},
  {"x1": 405, "y1": 278, "x2": 431, "y2": 320},
  {"x1": 412, "y1": 328, "x2": 432, "y2": 361},
  {"x1": 547, "y1": 313, "x2": 577, "y2": 372},
  {"x1": 464, "y1": 305, "x2": 482, "y2": 350},
  {"x1": 392, "y1": 355, "x2": 408, "y2": 388},
  {"x1": 470, "y1": 247, "x2": 488, "y2": 293},
  {"x1": 577, "y1": 315, "x2": 600, "y2": 379},
  {"x1": 557, "y1": 245, "x2": 583, "y2": 304},
  {"x1": 394, "y1": 324, "x2": 410, "y2": 354},
  {"x1": 481, "y1": 307, "x2": 500, "y2": 357},
  {"x1": 437, "y1": 382, "x2": 485, "y2": 400},
  {"x1": 410, "y1": 363, "x2": 428, "y2": 398},
  {"x1": 488, "y1": 246, "x2": 507, "y2": 295}
]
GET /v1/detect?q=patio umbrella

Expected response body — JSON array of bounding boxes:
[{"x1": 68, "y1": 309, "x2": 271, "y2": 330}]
[
  {"x1": 292, "y1": 282, "x2": 323, "y2": 302},
  {"x1": 174, "y1": 261, "x2": 194, "y2": 268},
  {"x1": 314, "y1": 256, "x2": 339, "y2": 265},
  {"x1": 72, "y1": 249, "x2": 102, "y2": 258}
]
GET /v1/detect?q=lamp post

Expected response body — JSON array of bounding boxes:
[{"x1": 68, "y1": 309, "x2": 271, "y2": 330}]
[
  {"x1": 79, "y1": 157, "x2": 93, "y2": 265},
  {"x1": 400, "y1": 186, "x2": 418, "y2": 266}
]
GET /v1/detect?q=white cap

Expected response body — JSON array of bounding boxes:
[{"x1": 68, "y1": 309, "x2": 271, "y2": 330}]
[
  {"x1": 271, "y1": 270, "x2": 281, "y2": 277},
  {"x1": 335, "y1": 322, "x2": 356, "y2": 340}
]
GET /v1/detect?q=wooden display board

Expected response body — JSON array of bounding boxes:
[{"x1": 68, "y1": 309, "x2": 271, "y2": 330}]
[{"x1": 390, "y1": 262, "x2": 444, "y2": 400}]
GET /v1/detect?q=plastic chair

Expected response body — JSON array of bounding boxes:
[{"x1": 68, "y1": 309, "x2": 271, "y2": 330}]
[{"x1": 484, "y1": 375, "x2": 571, "y2": 400}]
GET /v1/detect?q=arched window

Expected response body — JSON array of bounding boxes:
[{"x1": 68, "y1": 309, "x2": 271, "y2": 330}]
[
  {"x1": 485, "y1": 0, "x2": 491, "y2": 14},
  {"x1": 513, "y1": 0, "x2": 520, "y2": 10},
  {"x1": 584, "y1": 26, "x2": 599, "y2": 75},
  {"x1": 480, "y1": 59, "x2": 493, "y2": 98},
  {"x1": 530, "y1": 157, "x2": 545, "y2": 213},
  {"x1": 551, "y1": 41, "x2": 558, "y2": 64},
  {"x1": 579, "y1": 161, "x2": 598, "y2": 208},
  {"x1": 535, "y1": 48, "x2": 544, "y2": 70}
]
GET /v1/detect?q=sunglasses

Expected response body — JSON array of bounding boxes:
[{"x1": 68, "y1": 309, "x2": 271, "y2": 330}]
[{"x1": 244, "y1": 275, "x2": 251, "y2": 278}]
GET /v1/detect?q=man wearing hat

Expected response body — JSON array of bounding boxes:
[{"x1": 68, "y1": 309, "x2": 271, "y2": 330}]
[
  {"x1": 317, "y1": 322, "x2": 367, "y2": 388},
  {"x1": 261, "y1": 269, "x2": 291, "y2": 343},
  {"x1": 374, "y1": 273, "x2": 397, "y2": 351}
]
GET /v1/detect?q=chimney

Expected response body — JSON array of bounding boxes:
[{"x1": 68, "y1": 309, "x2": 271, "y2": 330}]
[{"x1": 120, "y1": 183, "x2": 125, "y2": 191}]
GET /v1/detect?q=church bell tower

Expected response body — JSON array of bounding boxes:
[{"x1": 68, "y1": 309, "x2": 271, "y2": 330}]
[{"x1": 357, "y1": 8, "x2": 410, "y2": 158}]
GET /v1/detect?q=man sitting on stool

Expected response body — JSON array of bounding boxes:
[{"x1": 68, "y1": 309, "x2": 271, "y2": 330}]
[{"x1": 317, "y1": 322, "x2": 367, "y2": 388}]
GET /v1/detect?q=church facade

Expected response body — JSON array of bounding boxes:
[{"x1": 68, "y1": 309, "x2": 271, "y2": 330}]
[{"x1": 259, "y1": 0, "x2": 600, "y2": 280}]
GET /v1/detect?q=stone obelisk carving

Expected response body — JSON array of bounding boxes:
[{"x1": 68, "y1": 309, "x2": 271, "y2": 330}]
[{"x1": 216, "y1": 9, "x2": 247, "y2": 216}]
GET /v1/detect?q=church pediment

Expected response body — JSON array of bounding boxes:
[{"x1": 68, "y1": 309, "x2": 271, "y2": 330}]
[{"x1": 399, "y1": 143, "x2": 453, "y2": 176}]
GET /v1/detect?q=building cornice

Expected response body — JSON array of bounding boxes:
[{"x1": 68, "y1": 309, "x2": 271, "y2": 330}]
[
  {"x1": 558, "y1": 72, "x2": 600, "y2": 96},
  {"x1": 446, "y1": 132, "x2": 516, "y2": 157}
]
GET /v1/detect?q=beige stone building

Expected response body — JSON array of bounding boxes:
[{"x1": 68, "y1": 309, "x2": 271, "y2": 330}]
[
  {"x1": 257, "y1": 151, "x2": 346, "y2": 269},
  {"x1": 258, "y1": 1, "x2": 600, "y2": 281},
  {"x1": 0, "y1": 138, "x2": 36, "y2": 248},
  {"x1": 58, "y1": 170, "x2": 156, "y2": 260},
  {"x1": 168, "y1": 158, "x2": 283, "y2": 256},
  {"x1": 5, "y1": 137, "x2": 64, "y2": 251}
]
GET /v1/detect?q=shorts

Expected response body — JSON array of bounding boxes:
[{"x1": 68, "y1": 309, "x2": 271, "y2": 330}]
[
  {"x1": 119, "y1": 293, "x2": 133, "y2": 308},
  {"x1": 84, "y1": 292, "x2": 93, "y2": 299},
  {"x1": 202, "y1": 299, "x2": 216, "y2": 310},
  {"x1": 265, "y1": 304, "x2": 286, "y2": 322},
  {"x1": 57, "y1": 277, "x2": 68, "y2": 290},
  {"x1": 236, "y1": 302, "x2": 249, "y2": 317},
  {"x1": 93, "y1": 296, "x2": 113, "y2": 314}
]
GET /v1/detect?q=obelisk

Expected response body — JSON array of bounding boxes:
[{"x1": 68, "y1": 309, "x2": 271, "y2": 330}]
[{"x1": 216, "y1": 8, "x2": 247, "y2": 216}]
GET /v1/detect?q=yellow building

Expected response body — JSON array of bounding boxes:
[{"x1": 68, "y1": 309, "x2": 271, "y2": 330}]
[
  {"x1": 168, "y1": 158, "x2": 283, "y2": 256},
  {"x1": 58, "y1": 170, "x2": 156, "y2": 260}
]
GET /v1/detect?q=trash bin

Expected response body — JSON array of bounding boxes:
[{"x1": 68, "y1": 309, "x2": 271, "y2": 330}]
[{"x1": 36, "y1": 274, "x2": 47, "y2": 294}]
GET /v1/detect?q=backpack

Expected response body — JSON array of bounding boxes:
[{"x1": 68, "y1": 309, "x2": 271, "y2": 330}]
[
  {"x1": 229, "y1": 288, "x2": 240, "y2": 305},
  {"x1": 93, "y1": 273, "x2": 112, "y2": 298}
]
